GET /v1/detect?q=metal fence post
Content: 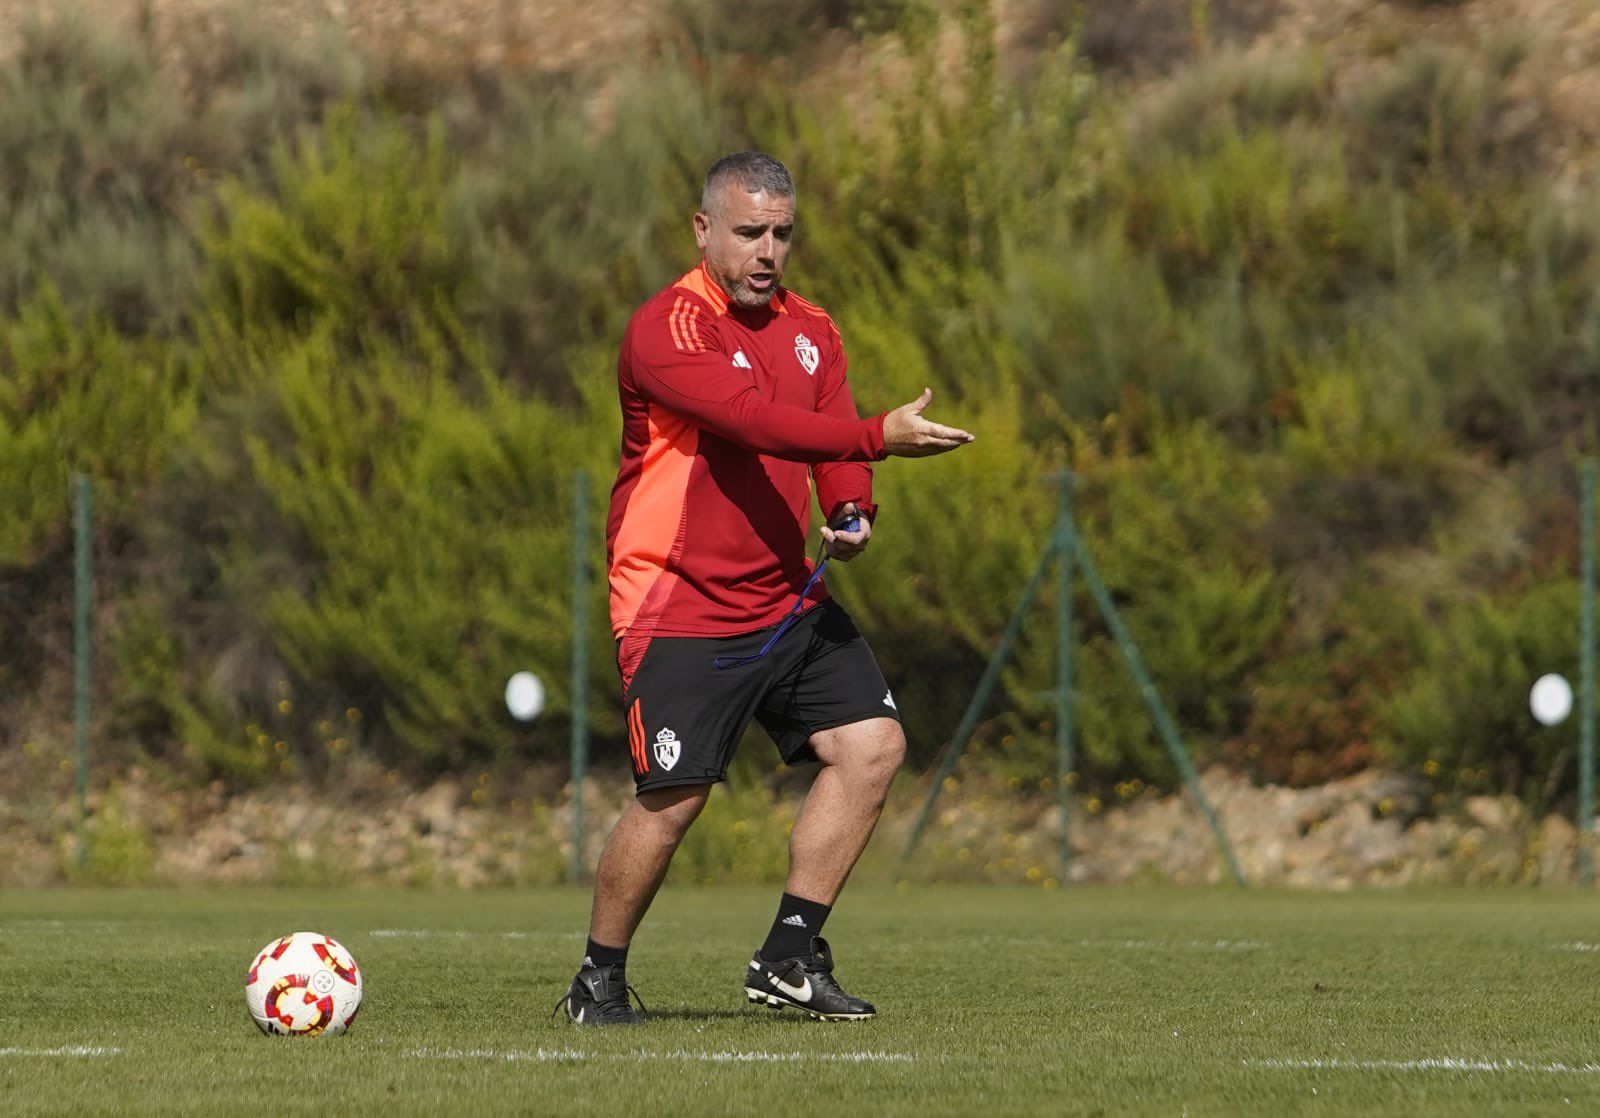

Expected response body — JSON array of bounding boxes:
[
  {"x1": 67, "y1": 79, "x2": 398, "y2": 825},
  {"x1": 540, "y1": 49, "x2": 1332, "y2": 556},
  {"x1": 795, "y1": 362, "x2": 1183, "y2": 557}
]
[
  {"x1": 1055, "y1": 472, "x2": 1076, "y2": 882},
  {"x1": 1581, "y1": 459, "x2": 1595, "y2": 888},
  {"x1": 73, "y1": 473, "x2": 93, "y2": 869},
  {"x1": 570, "y1": 468, "x2": 590, "y2": 885}
]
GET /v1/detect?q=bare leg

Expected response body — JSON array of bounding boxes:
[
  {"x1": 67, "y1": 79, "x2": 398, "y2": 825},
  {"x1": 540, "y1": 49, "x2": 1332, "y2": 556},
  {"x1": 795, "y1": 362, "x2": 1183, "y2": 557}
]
[
  {"x1": 588, "y1": 784, "x2": 710, "y2": 946},
  {"x1": 784, "y1": 718, "x2": 906, "y2": 904}
]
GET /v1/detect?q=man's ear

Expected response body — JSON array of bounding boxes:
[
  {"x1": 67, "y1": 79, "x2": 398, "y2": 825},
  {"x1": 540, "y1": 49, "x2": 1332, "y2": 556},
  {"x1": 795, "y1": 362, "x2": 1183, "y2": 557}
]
[{"x1": 693, "y1": 210, "x2": 711, "y2": 250}]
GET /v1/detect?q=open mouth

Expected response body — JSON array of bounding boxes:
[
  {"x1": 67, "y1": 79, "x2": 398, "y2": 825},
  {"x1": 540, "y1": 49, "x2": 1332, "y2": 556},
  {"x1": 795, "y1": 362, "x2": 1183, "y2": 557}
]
[{"x1": 746, "y1": 272, "x2": 775, "y2": 291}]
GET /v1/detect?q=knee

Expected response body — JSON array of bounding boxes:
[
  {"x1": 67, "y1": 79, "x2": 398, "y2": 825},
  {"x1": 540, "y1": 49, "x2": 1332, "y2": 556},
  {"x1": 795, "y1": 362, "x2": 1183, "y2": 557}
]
[
  {"x1": 852, "y1": 722, "x2": 906, "y2": 793},
  {"x1": 875, "y1": 723, "x2": 907, "y2": 777},
  {"x1": 812, "y1": 718, "x2": 905, "y2": 795}
]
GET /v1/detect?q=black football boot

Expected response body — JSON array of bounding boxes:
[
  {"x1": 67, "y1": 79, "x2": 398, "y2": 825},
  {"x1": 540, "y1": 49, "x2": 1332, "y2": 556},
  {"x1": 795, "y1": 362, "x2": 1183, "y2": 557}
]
[
  {"x1": 744, "y1": 936, "x2": 876, "y2": 1021},
  {"x1": 552, "y1": 963, "x2": 647, "y2": 1025}
]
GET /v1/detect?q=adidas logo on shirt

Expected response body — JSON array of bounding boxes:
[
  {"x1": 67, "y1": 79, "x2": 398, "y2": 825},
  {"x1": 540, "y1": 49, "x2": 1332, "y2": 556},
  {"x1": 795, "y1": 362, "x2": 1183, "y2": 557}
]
[{"x1": 782, "y1": 914, "x2": 807, "y2": 928}]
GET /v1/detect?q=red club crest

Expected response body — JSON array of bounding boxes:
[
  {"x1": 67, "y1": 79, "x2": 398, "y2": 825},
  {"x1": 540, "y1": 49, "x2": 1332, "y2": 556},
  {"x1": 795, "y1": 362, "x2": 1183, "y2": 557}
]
[{"x1": 794, "y1": 333, "x2": 820, "y2": 376}]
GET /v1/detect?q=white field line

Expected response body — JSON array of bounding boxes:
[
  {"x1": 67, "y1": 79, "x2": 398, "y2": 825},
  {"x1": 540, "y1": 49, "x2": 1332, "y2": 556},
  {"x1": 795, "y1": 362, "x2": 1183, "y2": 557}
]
[
  {"x1": 368, "y1": 930, "x2": 578, "y2": 940},
  {"x1": 1552, "y1": 942, "x2": 1600, "y2": 952},
  {"x1": 1071, "y1": 939, "x2": 1269, "y2": 951},
  {"x1": 0, "y1": 1047, "x2": 124, "y2": 1058},
  {"x1": 409, "y1": 1047, "x2": 915, "y2": 1064},
  {"x1": 1253, "y1": 1057, "x2": 1600, "y2": 1075}
]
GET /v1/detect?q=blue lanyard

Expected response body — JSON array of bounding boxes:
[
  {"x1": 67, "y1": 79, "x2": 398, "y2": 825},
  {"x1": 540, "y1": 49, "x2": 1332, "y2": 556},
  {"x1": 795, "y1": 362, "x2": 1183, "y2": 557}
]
[
  {"x1": 712, "y1": 515, "x2": 860, "y2": 670},
  {"x1": 712, "y1": 550, "x2": 831, "y2": 670}
]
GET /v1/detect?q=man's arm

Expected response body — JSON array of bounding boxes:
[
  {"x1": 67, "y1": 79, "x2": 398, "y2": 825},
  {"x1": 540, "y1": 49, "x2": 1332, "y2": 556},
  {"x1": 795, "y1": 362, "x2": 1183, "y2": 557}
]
[
  {"x1": 628, "y1": 299, "x2": 886, "y2": 463},
  {"x1": 812, "y1": 337, "x2": 878, "y2": 535}
]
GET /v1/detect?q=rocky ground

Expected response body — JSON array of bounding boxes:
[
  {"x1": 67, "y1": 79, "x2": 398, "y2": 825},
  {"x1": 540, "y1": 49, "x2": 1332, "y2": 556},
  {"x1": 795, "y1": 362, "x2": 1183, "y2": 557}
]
[
  {"x1": 902, "y1": 767, "x2": 1586, "y2": 889},
  {"x1": 1, "y1": 762, "x2": 1587, "y2": 888},
  {"x1": 1069, "y1": 769, "x2": 1579, "y2": 887}
]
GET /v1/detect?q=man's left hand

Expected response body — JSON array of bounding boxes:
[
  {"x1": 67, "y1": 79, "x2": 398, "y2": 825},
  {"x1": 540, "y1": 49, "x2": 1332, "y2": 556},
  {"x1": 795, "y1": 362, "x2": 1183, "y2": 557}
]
[{"x1": 820, "y1": 502, "x2": 871, "y2": 562}]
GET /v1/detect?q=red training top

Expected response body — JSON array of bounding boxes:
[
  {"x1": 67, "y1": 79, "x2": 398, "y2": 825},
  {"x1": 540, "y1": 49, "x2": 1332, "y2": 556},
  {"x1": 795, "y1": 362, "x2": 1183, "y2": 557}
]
[{"x1": 606, "y1": 263, "x2": 885, "y2": 666}]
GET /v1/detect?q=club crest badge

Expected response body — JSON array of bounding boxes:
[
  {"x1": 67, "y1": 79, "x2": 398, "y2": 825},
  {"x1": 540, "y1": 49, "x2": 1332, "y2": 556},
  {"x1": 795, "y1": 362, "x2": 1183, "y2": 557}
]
[
  {"x1": 653, "y1": 727, "x2": 681, "y2": 771},
  {"x1": 794, "y1": 333, "x2": 820, "y2": 376}
]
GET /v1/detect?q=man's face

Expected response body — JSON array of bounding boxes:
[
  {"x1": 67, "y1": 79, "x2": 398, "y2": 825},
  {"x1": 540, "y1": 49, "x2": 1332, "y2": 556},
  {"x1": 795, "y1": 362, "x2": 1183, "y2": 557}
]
[{"x1": 694, "y1": 183, "x2": 795, "y2": 309}]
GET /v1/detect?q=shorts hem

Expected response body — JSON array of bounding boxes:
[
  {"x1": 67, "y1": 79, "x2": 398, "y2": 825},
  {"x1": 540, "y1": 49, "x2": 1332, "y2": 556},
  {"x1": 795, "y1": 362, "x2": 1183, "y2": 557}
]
[
  {"x1": 634, "y1": 772, "x2": 727, "y2": 796},
  {"x1": 806, "y1": 708, "x2": 902, "y2": 734}
]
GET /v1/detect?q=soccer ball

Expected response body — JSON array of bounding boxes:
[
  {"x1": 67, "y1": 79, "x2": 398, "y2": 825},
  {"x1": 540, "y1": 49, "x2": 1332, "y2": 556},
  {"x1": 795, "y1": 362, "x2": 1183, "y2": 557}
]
[{"x1": 244, "y1": 931, "x2": 363, "y2": 1036}]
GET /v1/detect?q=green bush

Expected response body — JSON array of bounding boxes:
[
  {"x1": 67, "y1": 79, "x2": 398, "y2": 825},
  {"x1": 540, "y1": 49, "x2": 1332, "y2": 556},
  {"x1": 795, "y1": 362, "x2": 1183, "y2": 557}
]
[
  {"x1": 0, "y1": 7, "x2": 360, "y2": 330},
  {"x1": 1061, "y1": 425, "x2": 1287, "y2": 783},
  {"x1": 448, "y1": 67, "x2": 719, "y2": 383},
  {"x1": 64, "y1": 789, "x2": 157, "y2": 885},
  {"x1": 1346, "y1": 41, "x2": 1535, "y2": 186},
  {"x1": 0, "y1": 288, "x2": 196, "y2": 565},
  {"x1": 1382, "y1": 579, "x2": 1582, "y2": 804},
  {"x1": 201, "y1": 107, "x2": 472, "y2": 350},
  {"x1": 132, "y1": 321, "x2": 622, "y2": 775}
]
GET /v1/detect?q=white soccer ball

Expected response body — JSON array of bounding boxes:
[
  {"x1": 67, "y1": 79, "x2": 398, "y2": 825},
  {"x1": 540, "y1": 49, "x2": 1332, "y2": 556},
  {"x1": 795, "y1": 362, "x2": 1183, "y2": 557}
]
[{"x1": 244, "y1": 932, "x2": 363, "y2": 1036}]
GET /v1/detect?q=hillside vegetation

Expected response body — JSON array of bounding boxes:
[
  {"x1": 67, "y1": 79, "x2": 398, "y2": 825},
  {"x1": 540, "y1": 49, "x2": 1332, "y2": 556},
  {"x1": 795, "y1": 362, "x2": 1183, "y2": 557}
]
[{"x1": 6, "y1": 0, "x2": 1600, "y2": 810}]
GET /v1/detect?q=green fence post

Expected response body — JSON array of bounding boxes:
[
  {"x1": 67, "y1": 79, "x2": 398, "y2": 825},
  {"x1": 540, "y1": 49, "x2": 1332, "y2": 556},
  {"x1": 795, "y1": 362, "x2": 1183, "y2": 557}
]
[
  {"x1": 73, "y1": 473, "x2": 93, "y2": 869},
  {"x1": 1581, "y1": 459, "x2": 1596, "y2": 888},
  {"x1": 903, "y1": 534, "x2": 1059, "y2": 865},
  {"x1": 570, "y1": 468, "x2": 590, "y2": 885},
  {"x1": 1054, "y1": 472, "x2": 1076, "y2": 883},
  {"x1": 1072, "y1": 533, "x2": 1247, "y2": 888}
]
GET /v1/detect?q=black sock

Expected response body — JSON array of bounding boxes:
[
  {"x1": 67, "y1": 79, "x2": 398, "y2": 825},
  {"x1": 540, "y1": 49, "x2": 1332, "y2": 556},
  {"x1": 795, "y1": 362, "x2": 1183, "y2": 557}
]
[
  {"x1": 582, "y1": 937, "x2": 627, "y2": 970},
  {"x1": 761, "y1": 892, "x2": 831, "y2": 960}
]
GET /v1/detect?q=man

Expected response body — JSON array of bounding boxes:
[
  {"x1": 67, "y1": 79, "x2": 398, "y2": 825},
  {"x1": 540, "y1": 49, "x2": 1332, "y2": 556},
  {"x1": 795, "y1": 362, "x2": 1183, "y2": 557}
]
[{"x1": 555, "y1": 151, "x2": 973, "y2": 1025}]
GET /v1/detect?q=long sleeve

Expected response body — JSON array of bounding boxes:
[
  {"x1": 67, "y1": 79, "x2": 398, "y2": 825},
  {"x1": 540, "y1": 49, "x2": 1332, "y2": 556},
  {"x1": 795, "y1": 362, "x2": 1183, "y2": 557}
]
[
  {"x1": 811, "y1": 334, "x2": 877, "y2": 524},
  {"x1": 625, "y1": 299, "x2": 886, "y2": 464}
]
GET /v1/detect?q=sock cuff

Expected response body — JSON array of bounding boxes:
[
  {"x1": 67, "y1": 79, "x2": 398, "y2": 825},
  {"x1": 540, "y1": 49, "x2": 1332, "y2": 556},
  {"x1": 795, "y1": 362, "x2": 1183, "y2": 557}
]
[
  {"x1": 778, "y1": 892, "x2": 832, "y2": 929},
  {"x1": 583, "y1": 937, "x2": 628, "y2": 969},
  {"x1": 762, "y1": 892, "x2": 833, "y2": 959}
]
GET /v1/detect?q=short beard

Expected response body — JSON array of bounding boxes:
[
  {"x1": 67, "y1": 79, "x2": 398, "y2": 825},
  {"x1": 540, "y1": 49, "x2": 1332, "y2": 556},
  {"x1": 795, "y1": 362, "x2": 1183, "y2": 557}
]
[{"x1": 726, "y1": 279, "x2": 775, "y2": 309}]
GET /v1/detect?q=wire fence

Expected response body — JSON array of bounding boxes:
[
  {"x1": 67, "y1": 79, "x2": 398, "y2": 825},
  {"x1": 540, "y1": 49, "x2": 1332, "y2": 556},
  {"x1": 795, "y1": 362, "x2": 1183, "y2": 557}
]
[{"x1": 54, "y1": 458, "x2": 1600, "y2": 886}]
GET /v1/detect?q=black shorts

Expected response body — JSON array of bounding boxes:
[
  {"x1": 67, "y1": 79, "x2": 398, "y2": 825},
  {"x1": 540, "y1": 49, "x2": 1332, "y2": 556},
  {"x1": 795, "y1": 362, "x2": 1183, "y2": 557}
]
[{"x1": 619, "y1": 600, "x2": 900, "y2": 793}]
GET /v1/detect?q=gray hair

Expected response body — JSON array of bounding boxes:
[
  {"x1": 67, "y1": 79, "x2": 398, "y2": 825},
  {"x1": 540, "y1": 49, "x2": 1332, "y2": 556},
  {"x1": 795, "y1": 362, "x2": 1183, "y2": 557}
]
[{"x1": 700, "y1": 151, "x2": 795, "y2": 216}]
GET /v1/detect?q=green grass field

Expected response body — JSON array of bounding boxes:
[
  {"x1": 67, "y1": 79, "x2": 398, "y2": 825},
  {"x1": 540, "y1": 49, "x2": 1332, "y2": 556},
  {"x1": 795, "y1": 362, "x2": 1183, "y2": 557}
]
[{"x1": 4, "y1": 886, "x2": 1600, "y2": 1115}]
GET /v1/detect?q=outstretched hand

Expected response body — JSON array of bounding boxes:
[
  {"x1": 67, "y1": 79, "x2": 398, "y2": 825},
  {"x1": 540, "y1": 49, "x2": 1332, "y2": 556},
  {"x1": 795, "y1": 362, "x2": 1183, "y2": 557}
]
[{"x1": 881, "y1": 388, "x2": 974, "y2": 458}]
